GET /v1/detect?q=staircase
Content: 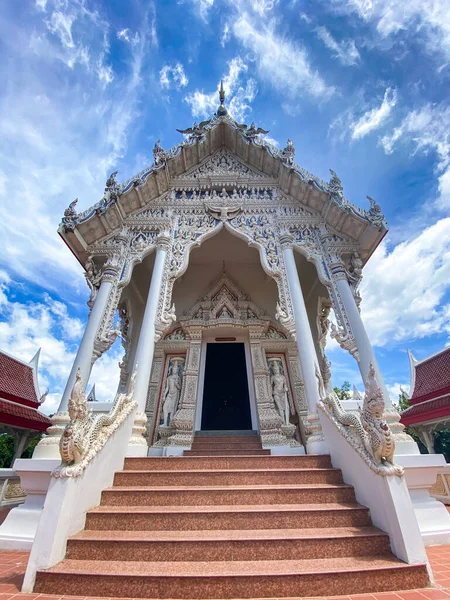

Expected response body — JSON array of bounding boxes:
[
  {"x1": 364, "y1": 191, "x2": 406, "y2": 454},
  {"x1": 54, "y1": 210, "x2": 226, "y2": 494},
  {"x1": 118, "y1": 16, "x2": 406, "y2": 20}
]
[
  {"x1": 185, "y1": 430, "x2": 270, "y2": 456},
  {"x1": 34, "y1": 435, "x2": 429, "y2": 599}
]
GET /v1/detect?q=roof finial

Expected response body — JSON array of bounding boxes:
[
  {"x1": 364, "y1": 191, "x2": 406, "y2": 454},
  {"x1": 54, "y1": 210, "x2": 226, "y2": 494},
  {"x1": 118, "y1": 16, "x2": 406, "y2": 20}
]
[{"x1": 217, "y1": 80, "x2": 227, "y2": 116}]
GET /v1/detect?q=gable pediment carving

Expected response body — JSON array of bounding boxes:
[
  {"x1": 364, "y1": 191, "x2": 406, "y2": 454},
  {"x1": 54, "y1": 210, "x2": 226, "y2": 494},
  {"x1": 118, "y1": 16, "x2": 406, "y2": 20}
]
[
  {"x1": 175, "y1": 148, "x2": 275, "y2": 185},
  {"x1": 179, "y1": 271, "x2": 270, "y2": 328}
]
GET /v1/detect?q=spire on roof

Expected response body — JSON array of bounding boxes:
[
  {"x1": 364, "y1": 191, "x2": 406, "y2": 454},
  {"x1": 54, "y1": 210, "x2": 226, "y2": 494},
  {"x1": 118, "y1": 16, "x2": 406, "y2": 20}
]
[{"x1": 216, "y1": 80, "x2": 227, "y2": 116}]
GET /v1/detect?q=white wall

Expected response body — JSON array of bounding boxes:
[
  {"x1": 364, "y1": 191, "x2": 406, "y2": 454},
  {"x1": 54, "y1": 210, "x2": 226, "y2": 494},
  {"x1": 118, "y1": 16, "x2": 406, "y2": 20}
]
[{"x1": 22, "y1": 407, "x2": 137, "y2": 592}]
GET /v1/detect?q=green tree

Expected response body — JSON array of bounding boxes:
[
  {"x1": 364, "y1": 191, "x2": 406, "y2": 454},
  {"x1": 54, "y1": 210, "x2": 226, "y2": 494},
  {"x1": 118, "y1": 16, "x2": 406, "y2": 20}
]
[
  {"x1": 333, "y1": 381, "x2": 351, "y2": 402},
  {"x1": 434, "y1": 429, "x2": 450, "y2": 462},
  {"x1": 0, "y1": 434, "x2": 15, "y2": 468},
  {"x1": 21, "y1": 434, "x2": 41, "y2": 458}
]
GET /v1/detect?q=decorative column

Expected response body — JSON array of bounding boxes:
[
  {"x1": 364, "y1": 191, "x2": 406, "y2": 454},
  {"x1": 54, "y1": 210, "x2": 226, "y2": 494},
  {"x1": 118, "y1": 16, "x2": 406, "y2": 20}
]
[
  {"x1": 168, "y1": 325, "x2": 202, "y2": 451},
  {"x1": 33, "y1": 259, "x2": 121, "y2": 459},
  {"x1": 145, "y1": 348, "x2": 164, "y2": 438},
  {"x1": 249, "y1": 327, "x2": 284, "y2": 447},
  {"x1": 132, "y1": 233, "x2": 170, "y2": 411},
  {"x1": 127, "y1": 233, "x2": 171, "y2": 456},
  {"x1": 330, "y1": 260, "x2": 391, "y2": 403},
  {"x1": 63, "y1": 262, "x2": 121, "y2": 411},
  {"x1": 328, "y1": 254, "x2": 418, "y2": 454},
  {"x1": 279, "y1": 233, "x2": 328, "y2": 454}
]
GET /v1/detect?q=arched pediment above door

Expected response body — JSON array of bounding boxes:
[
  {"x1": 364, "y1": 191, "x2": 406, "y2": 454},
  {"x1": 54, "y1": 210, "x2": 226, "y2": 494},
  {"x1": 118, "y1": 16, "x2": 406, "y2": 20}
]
[{"x1": 177, "y1": 270, "x2": 290, "y2": 335}]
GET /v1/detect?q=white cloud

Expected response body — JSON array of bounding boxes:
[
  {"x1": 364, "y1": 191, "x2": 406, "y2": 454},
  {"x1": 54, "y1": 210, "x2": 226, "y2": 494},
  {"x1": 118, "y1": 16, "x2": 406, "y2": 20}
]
[
  {"x1": 184, "y1": 56, "x2": 257, "y2": 122},
  {"x1": 45, "y1": 10, "x2": 76, "y2": 49},
  {"x1": 0, "y1": 271, "x2": 11, "y2": 306},
  {"x1": 0, "y1": 169, "x2": 7, "y2": 197},
  {"x1": 189, "y1": 0, "x2": 215, "y2": 21},
  {"x1": 250, "y1": 0, "x2": 279, "y2": 15},
  {"x1": 351, "y1": 87, "x2": 397, "y2": 140},
  {"x1": 0, "y1": 2, "x2": 154, "y2": 292},
  {"x1": 160, "y1": 63, "x2": 189, "y2": 90},
  {"x1": 221, "y1": 23, "x2": 231, "y2": 46},
  {"x1": 117, "y1": 28, "x2": 141, "y2": 47},
  {"x1": 233, "y1": 14, "x2": 334, "y2": 102},
  {"x1": 97, "y1": 54, "x2": 114, "y2": 86},
  {"x1": 360, "y1": 217, "x2": 450, "y2": 347},
  {"x1": 330, "y1": 0, "x2": 450, "y2": 59},
  {"x1": 381, "y1": 103, "x2": 450, "y2": 210},
  {"x1": 187, "y1": 1, "x2": 332, "y2": 104},
  {"x1": 262, "y1": 134, "x2": 280, "y2": 148},
  {"x1": 316, "y1": 26, "x2": 360, "y2": 66}
]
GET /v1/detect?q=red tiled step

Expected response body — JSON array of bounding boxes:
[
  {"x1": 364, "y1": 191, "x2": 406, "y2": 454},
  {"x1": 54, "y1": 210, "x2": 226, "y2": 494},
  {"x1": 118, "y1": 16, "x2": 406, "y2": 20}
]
[
  {"x1": 191, "y1": 436, "x2": 263, "y2": 443},
  {"x1": 189, "y1": 444, "x2": 265, "y2": 452},
  {"x1": 34, "y1": 556, "x2": 429, "y2": 599},
  {"x1": 113, "y1": 467, "x2": 343, "y2": 487},
  {"x1": 123, "y1": 455, "x2": 332, "y2": 471},
  {"x1": 100, "y1": 483, "x2": 356, "y2": 506},
  {"x1": 184, "y1": 449, "x2": 271, "y2": 455},
  {"x1": 190, "y1": 441, "x2": 264, "y2": 449},
  {"x1": 66, "y1": 526, "x2": 391, "y2": 562},
  {"x1": 86, "y1": 503, "x2": 372, "y2": 531}
]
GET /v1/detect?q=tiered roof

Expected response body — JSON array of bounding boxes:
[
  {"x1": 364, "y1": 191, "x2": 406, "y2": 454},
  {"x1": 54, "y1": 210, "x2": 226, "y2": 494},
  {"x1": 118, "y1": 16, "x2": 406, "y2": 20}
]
[
  {"x1": 401, "y1": 348, "x2": 450, "y2": 427},
  {"x1": 0, "y1": 350, "x2": 52, "y2": 432}
]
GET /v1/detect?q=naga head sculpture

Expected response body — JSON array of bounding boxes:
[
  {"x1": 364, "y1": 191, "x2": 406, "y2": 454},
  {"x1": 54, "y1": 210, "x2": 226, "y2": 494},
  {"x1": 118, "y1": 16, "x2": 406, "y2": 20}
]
[{"x1": 363, "y1": 364, "x2": 385, "y2": 418}]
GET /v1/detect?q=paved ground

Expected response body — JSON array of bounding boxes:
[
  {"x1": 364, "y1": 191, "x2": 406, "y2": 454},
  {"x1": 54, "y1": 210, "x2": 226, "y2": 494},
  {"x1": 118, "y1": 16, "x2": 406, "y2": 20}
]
[{"x1": 0, "y1": 546, "x2": 449, "y2": 600}]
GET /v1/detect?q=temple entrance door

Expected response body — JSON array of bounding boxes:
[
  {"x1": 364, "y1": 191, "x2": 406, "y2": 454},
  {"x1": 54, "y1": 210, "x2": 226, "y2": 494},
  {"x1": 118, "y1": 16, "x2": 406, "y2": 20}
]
[{"x1": 201, "y1": 343, "x2": 252, "y2": 430}]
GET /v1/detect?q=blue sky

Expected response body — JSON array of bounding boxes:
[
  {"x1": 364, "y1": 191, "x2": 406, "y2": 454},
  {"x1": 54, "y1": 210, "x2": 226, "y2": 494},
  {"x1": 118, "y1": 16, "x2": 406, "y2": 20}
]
[{"x1": 1, "y1": 0, "x2": 450, "y2": 414}]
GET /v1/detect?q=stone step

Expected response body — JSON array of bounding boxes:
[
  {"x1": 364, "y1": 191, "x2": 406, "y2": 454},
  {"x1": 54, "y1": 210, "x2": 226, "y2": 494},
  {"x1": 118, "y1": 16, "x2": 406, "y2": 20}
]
[
  {"x1": 67, "y1": 526, "x2": 391, "y2": 562},
  {"x1": 190, "y1": 442, "x2": 264, "y2": 450},
  {"x1": 123, "y1": 455, "x2": 332, "y2": 471},
  {"x1": 195, "y1": 430, "x2": 259, "y2": 437},
  {"x1": 34, "y1": 556, "x2": 429, "y2": 599},
  {"x1": 101, "y1": 483, "x2": 356, "y2": 506},
  {"x1": 184, "y1": 449, "x2": 271, "y2": 456},
  {"x1": 86, "y1": 503, "x2": 372, "y2": 531},
  {"x1": 113, "y1": 468, "x2": 343, "y2": 487}
]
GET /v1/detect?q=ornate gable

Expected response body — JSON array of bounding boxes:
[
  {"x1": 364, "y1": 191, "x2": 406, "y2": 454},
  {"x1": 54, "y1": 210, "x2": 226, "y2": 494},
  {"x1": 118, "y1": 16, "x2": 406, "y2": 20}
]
[
  {"x1": 176, "y1": 148, "x2": 272, "y2": 185},
  {"x1": 59, "y1": 87, "x2": 387, "y2": 265}
]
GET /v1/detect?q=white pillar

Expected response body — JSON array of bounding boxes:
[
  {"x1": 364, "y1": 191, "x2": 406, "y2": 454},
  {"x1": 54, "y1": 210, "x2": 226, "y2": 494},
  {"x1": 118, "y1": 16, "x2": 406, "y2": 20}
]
[
  {"x1": 132, "y1": 234, "x2": 170, "y2": 413},
  {"x1": 33, "y1": 260, "x2": 121, "y2": 460},
  {"x1": 329, "y1": 260, "x2": 419, "y2": 455},
  {"x1": 280, "y1": 234, "x2": 328, "y2": 454},
  {"x1": 58, "y1": 272, "x2": 117, "y2": 413},
  {"x1": 334, "y1": 273, "x2": 392, "y2": 405}
]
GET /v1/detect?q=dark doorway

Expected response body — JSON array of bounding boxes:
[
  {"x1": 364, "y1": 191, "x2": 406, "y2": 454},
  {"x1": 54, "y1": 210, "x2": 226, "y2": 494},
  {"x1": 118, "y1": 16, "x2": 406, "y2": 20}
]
[{"x1": 201, "y1": 343, "x2": 252, "y2": 430}]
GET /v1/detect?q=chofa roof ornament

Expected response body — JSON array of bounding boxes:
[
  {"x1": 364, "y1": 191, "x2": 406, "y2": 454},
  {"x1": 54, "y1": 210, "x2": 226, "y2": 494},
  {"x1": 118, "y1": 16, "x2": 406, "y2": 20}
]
[{"x1": 216, "y1": 80, "x2": 227, "y2": 117}]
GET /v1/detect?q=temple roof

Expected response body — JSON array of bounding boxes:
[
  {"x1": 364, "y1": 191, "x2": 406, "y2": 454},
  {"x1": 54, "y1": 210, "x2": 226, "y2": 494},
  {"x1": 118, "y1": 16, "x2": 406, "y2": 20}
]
[
  {"x1": 0, "y1": 350, "x2": 51, "y2": 432},
  {"x1": 408, "y1": 347, "x2": 450, "y2": 404},
  {"x1": 401, "y1": 393, "x2": 450, "y2": 427},
  {"x1": 59, "y1": 88, "x2": 388, "y2": 267}
]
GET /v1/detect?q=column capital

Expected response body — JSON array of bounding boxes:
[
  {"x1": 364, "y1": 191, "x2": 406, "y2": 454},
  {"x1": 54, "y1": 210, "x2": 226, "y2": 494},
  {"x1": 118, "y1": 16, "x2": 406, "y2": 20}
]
[
  {"x1": 328, "y1": 260, "x2": 348, "y2": 281},
  {"x1": 279, "y1": 232, "x2": 294, "y2": 250},
  {"x1": 100, "y1": 260, "x2": 121, "y2": 283},
  {"x1": 156, "y1": 232, "x2": 172, "y2": 252}
]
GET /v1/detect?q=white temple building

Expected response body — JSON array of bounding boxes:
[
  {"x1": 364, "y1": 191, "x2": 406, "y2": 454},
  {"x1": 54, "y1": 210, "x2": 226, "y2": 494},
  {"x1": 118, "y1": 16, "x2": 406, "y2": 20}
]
[{"x1": 6, "y1": 87, "x2": 450, "y2": 599}]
